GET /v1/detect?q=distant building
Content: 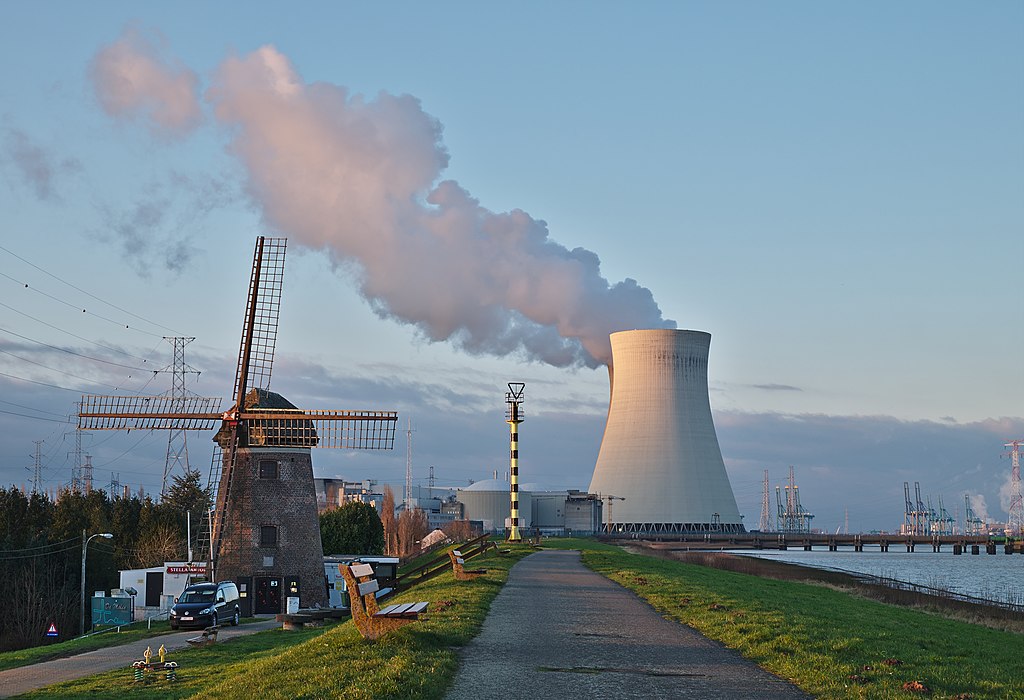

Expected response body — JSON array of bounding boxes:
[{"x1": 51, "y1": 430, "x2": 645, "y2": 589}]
[{"x1": 314, "y1": 478, "x2": 384, "y2": 513}]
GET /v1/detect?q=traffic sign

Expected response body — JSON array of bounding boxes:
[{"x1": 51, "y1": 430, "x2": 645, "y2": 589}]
[{"x1": 46, "y1": 622, "x2": 58, "y2": 637}]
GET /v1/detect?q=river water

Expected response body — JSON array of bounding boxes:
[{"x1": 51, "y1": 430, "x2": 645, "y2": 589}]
[{"x1": 731, "y1": 547, "x2": 1024, "y2": 607}]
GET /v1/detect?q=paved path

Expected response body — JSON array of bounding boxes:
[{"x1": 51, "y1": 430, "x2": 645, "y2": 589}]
[
  {"x1": 0, "y1": 619, "x2": 280, "y2": 697},
  {"x1": 445, "y1": 549, "x2": 810, "y2": 700}
]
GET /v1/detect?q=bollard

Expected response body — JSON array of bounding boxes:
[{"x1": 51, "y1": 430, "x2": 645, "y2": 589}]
[
  {"x1": 971, "y1": 544, "x2": 980, "y2": 555},
  {"x1": 953, "y1": 543, "x2": 962, "y2": 555}
]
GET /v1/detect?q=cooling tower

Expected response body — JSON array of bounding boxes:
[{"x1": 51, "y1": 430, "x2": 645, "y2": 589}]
[{"x1": 588, "y1": 329, "x2": 744, "y2": 534}]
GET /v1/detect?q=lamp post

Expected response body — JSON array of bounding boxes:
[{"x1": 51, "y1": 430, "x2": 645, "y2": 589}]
[{"x1": 81, "y1": 530, "x2": 113, "y2": 635}]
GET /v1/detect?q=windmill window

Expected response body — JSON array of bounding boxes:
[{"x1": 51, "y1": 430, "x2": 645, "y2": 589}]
[
  {"x1": 260, "y1": 525, "x2": 278, "y2": 548},
  {"x1": 259, "y1": 460, "x2": 279, "y2": 479}
]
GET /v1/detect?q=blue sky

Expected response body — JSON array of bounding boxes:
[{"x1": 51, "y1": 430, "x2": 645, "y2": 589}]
[{"x1": 0, "y1": 3, "x2": 1021, "y2": 532}]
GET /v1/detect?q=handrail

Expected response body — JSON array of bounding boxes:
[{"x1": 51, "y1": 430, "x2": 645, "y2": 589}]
[
  {"x1": 76, "y1": 609, "x2": 170, "y2": 640},
  {"x1": 394, "y1": 533, "x2": 491, "y2": 589}
]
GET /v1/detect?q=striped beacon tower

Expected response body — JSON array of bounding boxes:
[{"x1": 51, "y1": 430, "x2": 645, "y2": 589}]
[{"x1": 505, "y1": 382, "x2": 525, "y2": 542}]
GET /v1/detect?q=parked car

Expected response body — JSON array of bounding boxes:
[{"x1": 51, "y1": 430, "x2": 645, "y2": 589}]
[{"x1": 169, "y1": 581, "x2": 240, "y2": 629}]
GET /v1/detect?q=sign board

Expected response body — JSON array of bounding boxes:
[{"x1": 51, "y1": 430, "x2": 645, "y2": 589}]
[
  {"x1": 91, "y1": 596, "x2": 132, "y2": 626},
  {"x1": 166, "y1": 564, "x2": 206, "y2": 575},
  {"x1": 46, "y1": 622, "x2": 58, "y2": 637}
]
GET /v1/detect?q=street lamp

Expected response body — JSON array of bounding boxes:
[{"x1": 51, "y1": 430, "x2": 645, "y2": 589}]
[{"x1": 81, "y1": 530, "x2": 113, "y2": 635}]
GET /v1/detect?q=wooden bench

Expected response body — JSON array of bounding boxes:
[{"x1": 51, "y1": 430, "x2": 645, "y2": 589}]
[
  {"x1": 185, "y1": 625, "x2": 218, "y2": 647},
  {"x1": 276, "y1": 607, "x2": 349, "y2": 629},
  {"x1": 339, "y1": 563, "x2": 429, "y2": 640},
  {"x1": 275, "y1": 612, "x2": 314, "y2": 630},
  {"x1": 448, "y1": 549, "x2": 486, "y2": 581}
]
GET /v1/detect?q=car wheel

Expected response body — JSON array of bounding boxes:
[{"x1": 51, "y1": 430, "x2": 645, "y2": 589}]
[{"x1": 232, "y1": 610, "x2": 240, "y2": 626}]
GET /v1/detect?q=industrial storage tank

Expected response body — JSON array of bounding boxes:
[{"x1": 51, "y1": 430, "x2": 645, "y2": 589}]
[
  {"x1": 456, "y1": 478, "x2": 532, "y2": 532},
  {"x1": 588, "y1": 329, "x2": 744, "y2": 534}
]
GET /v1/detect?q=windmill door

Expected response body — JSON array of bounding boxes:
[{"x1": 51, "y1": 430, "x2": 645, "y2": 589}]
[{"x1": 254, "y1": 576, "x2": 282, "y2": 614}]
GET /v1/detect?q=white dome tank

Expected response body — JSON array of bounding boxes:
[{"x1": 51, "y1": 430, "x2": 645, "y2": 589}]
[{"x1": 457, "y1": 478, "x2": 532, "y2": 531}]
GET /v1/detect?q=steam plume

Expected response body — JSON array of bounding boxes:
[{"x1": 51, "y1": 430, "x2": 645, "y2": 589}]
[
  {"x1": 92, "y1": 36, "x2": 675, "y2": 366},
  {"x1": 969, "y1": 493, "x2": 990, "y2": 524},
  {"x1": 90, "y1": 26, "x2": 202, "y2": 137}
]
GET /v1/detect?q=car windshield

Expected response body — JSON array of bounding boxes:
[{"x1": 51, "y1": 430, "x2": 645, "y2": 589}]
[{"x1": 179, "y1": 590, "x2": 215, "y2": 603}]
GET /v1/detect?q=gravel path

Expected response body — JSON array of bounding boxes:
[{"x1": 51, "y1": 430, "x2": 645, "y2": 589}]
[
  {"x1": 0, "y1": 619, "x2": 280, "y2": 697},
  {"x1": 444, "y1": 549, "x2": 810, "y2": 700}
]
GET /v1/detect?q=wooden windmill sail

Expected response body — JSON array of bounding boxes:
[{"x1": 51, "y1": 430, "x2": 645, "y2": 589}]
[{"x1": 80, "y1": 237, "x2": 397, "y2": 602}]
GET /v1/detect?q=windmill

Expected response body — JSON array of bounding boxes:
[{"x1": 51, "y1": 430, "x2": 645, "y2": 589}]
[{"x1": 79, "y1": 237, "x2": 397, "y2": 610}]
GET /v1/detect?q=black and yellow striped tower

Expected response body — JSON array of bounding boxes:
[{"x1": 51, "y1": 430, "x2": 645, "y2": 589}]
[{"x1": 505, "y1": 382, "x2": 525, "y2": 542}]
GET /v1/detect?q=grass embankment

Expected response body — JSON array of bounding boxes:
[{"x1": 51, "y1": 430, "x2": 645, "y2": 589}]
[
  {"x1": 550, "y1": 538, "x2": 1023, "y2": 700},
  {"x1": 0, "y1": 621, "x2": 180, "y2": 673},
  {"x1": 19, "y1": 545, "x2": 532, "y2": 700}
]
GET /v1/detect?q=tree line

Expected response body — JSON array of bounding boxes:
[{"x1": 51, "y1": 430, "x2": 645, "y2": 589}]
[
  {"x1": 0, "y1": 471, "x2": 210, "y2": 651},
  {"x1": 3, "y1": 479, "x2": 475, "y2": 652}
]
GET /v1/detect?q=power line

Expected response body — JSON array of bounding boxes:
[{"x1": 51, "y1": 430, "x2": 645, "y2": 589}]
[
  {"x1": 0, "y1": 300, "x2": 156, "y2": 365},
  {"x1": 0, "y1": 324, "x2": 152, "y2": 371},
  {"x1": 0, "y1": 243, "x2": 182, "y2": 336},
  {"x1": 0, "y1": 408, "x2": 71, "y2": 424},
  {"x1": 0, "y1": 346, "x2": 131, "y2": 390},
  {"x1": 0, "y1": 398, "x2": 69, "y2": 418}
]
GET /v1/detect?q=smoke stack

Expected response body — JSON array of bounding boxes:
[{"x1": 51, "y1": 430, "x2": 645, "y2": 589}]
[{"x1": 588, "y1": 329, "x2": 743, "y2": 533}]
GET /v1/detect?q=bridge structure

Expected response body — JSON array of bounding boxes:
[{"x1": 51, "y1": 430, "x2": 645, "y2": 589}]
[{"x1": 603, "y1": 532, "x2": 1021, "y2": 555}]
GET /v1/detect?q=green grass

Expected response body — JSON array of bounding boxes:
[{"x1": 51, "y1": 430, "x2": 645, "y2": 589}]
[
  {"x1": 0, "y1": 619, "x2": 269, "y2": 674},
  {"x1": 18, "y1": 546, "x2": 533, "y2": 699},
  {"x1": 15, "y1": 539, "x2": 1024, "y2": 699},
  {"x1": 547, "y1": 538, "x2": 1023, "y2": 700},
  {"x1": 0, "y1": 621, "x2": 181, "y2": 673}
]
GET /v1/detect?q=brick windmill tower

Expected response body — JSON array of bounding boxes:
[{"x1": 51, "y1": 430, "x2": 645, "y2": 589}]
[{"x1": 80, "y1": 237, "x2": 398, "y2": 612}]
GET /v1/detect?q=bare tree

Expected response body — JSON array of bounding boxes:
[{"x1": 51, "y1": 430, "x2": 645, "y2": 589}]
[
  {"x1": 131, "y1": 522, "x2": 184, "y2": 568},
  {"x1": 7, "y1": 556, "x2": 78, "y2": 650},
  {"x1": 397, "y1": 507, "x2": 429, "y2": 558},
  {"x1": 442, "y1": 519, "x2": 479, "y2": 542}
]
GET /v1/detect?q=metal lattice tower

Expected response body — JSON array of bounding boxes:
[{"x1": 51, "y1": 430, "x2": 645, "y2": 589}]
[
  {"x1": 109, "y1": 472, "x2": 120, "y2": 499},
  {"x1": 405, "y1": 418, "x2": 415, "y2": 508},
  {"x1": 1005, "y1": 440, "x2": 1024, "y2": 535},
  {"x1": 82, "y1": 454, "x2": 93, "y2": 493},
  {"x1": 759, "y1": 469, "x2": 773, "y2": 532},
  {"x1": 70, "y1": 423, "x2": 83, "y2": 493},
  {"x1": 505, "y1": 382, "x2": 525, "y2": 542},
  {"x1": 30, "y1": 440, "x2": 43, "y2": 494},
  {"x1": 157, "y1": 337, "x2": 201, "y2": 497}
]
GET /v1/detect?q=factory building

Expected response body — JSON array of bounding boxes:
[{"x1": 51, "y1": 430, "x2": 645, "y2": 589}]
[
  {"x1": 454, "y1": 480, "x2": 602, "y2": 535},
  {"x1": 589, "y1": 329, "x2": 744, "y2": 535}
]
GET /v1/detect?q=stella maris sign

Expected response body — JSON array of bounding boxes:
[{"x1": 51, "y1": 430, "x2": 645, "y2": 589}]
[{"x1": 166, "y1": 564, "x2": 206, "y2": 575}]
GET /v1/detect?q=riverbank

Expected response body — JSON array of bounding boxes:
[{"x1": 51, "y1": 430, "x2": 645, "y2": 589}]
[
  {"x1": 549, "y1": 538, "x2": 1022, "y2": 698},
  {"x1": 632, "y1": 544, "x2": 1024, "y2": 634}
]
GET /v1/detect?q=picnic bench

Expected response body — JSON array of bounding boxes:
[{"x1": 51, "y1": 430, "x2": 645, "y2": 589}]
[
  {"x1": 339, "y1": 562, "x2": 429, "y2": 640},
  {"x1": 185, "y1": 626, "x2": 218, "y2": 647},
  {"x1": 448, "y1": 549, "x2": 486, "y2": 581}
]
